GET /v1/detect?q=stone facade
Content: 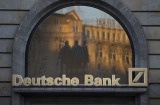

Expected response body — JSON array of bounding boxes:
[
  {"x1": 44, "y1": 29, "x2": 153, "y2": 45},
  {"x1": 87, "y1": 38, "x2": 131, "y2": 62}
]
[{"x1": 0, "y1": 0, "x2": 159, "y2": 105}]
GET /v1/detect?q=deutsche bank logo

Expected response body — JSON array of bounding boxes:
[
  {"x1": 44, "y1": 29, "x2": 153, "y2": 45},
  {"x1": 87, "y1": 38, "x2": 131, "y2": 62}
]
[
  {"x1": 128, "y1": 68, "x2": 148, "y2": 87},
  {"x1": 12, "y1": 68, "x2": 148, "y2": 87}
]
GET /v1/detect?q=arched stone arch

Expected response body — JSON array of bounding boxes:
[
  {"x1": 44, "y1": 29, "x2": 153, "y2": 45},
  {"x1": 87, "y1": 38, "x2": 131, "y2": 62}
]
[{"x1": 13, "y1": 0, "x2": 147, "y2": 76}]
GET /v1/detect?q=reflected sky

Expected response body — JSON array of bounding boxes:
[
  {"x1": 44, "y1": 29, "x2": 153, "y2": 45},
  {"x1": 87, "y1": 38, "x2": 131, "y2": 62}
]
[
  {"x1": 55, "y1": 6, "x2": 121, "y2": 27},
  {"x1": 56, "y1": 6, "x2": 114, "y2": 24}
]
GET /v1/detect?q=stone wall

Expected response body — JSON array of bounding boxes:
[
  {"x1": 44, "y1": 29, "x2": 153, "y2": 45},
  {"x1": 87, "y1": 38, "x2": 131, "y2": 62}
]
[{"x1": 0, "y1": 0, "x2": 159, "y2": 105}]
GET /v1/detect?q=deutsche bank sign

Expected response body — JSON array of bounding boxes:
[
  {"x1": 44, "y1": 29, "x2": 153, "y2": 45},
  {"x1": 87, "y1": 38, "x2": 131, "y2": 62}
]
[{"x1": 12, "y1": 68, "x2": 148, "y2": 87}]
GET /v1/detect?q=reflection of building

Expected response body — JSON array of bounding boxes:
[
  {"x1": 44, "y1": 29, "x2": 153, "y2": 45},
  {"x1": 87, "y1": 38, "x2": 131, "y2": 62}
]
[
  {"x1": 38, "y1": 10, "x2": 83, "y2": 49},
  {"x1": 29, "y1": 10, "x2": 132, "y2": 83},
  {"x1": 28, "y1": 10, "x2": 83, "y2": 77},
  {"x1": 83, "y1": 25, "x2": 132, "y2": 82}
]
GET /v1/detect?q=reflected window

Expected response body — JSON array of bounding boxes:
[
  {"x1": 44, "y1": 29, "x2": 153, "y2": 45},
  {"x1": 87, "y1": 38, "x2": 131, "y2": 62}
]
[
  {"x1": 111, "y1": 49, "x2": 116, "y2": 60},
  {"x1": 113, "y1": 33, "x2": 116, "y2": 42},
  {"x1": 98, "y1": 46, "x2": 103, "y2": 58},
  {"x1": 117, "y1": 34, "x2": 120, "y2": 42},
  {"x1": 125, "y1": 51, "x2": 130, "y2": 65},
  {"x1": 102, "y1": 32, "x2": 105, "y2": 40},
  {"x1": 107, "y1": 32, "x2": 110, "y2": 41},
  {"x1": 73, "y1": 26, "x2": 78, "y2": 32},
  {"x1": 87, "y1": 30, "x2": 90, "y2": 39},
  {"x1": 97, "y1": 31, "x2": 100, "y2": 39}
]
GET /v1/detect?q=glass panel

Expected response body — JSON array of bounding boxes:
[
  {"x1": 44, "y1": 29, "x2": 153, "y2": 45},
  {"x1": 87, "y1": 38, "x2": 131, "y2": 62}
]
[{"x1": 28, "y1": 6, "x2": 132, "y2": 84}]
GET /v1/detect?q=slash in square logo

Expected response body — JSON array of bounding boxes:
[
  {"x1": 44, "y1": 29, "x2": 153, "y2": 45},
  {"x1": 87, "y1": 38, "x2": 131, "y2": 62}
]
[{"x1": 128, "y1": 68, "x2": 148, "y2": 87}]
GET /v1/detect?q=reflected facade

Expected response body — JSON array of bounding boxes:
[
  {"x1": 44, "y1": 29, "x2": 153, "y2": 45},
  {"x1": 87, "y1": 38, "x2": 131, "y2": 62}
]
[{"x1": 28, "y1": 7, "x2": 132, "y2": 84}]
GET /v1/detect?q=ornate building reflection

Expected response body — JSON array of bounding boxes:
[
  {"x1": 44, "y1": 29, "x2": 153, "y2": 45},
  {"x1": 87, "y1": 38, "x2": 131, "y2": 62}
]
[
  {"x1": 83, "y1": 24, "x2": 132, "y2": 83},
  {"x1": 28, "y1": 10, "x2": 132, "y2": 84}
]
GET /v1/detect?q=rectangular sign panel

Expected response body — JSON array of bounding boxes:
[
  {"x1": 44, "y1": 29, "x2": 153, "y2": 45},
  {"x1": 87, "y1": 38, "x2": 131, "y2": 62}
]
[{"x1": 12, "y1": 68, "x2": 148, "y2": 87}]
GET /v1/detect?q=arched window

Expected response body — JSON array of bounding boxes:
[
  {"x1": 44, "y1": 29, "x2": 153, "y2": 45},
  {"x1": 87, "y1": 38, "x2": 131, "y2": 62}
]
[{"x1": 27, "y1": 6, "x2": 132, "y2": 84}]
